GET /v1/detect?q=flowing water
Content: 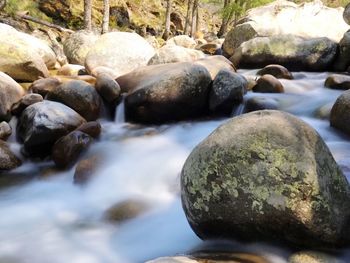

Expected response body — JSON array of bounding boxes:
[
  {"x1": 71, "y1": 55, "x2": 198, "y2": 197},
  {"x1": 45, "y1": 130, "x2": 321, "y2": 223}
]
[{"x1": 0, "y1": 70, "x2": 350, "y2": 263}]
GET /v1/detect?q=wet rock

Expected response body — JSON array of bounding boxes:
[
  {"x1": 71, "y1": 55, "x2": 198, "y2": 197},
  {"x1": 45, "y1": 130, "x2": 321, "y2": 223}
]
[
  {"x1": 166, "y1": 35, "x2": 197, "y2": 49},
  {"x1": 0, "y1": 140, "x2": 21, "y2": 170},
  {"x1": 194, "y1": 56, "x2": 236, "y2": 80},
  {"x1": 330, "y1": 90, "x2": 350, "y2": 136},
  {"x1": 118, "y1": 62, "x2": 212, "y2": 124},
  {"x1": 325, "y1": 74, "x2": 350, "y2": 90},
  {"x1": 76, "y1": 121, "x2": 101, "y2": 138},
  {"x1": 257, "y1": 64, "x2": 293, "y2": 79},
  {"x1": 0, "y1": 72, "x2": 25, "y2": 121},
  {"x1": 18, "y1": 101, "x2": 86, "y2": 155},
  {"x1": 333, "y1": 31, "x2": 350, "y2": 72},
  {"x1": 52, "y1": 131, "x2": 93, "y2": 169},
  {"x1": 74, "y1": 155, "x2": 100, "y2": 185},
  {"x1": 344, "y1": 3, "x2": 350, "y2": 25},
  {"x1": 57, "y1": 64, "x2": 86, "y2": 76},
  {"x1": 63, "y1": 30, "x2": 99, "y2": 65},
  {"x1": 231, "y1": 35, "x2": 337, "y2": 71},
  {"x1": 181, "y1": 110, "x2": 350, "y2": 248},
  {"x1": 253, "y1": 75, "x2": 284, "y2": 93},
  {"x1": 85, "y1": 32, "x2": 155, "y2": 77},
  {"x1": 209, "y1": 69, "x2": 247, "y2": 115},
  {"x1": 0, "y1": 122, "x2": 12, "y2": 140},
  {"x1": 243, "y1": 97, "x2": 279, "y2": 113},
  {"x1": 30, "y1": 77, "x2": 62, "y2": 97},
  {"x1": 148, "y1": 45, "x2": 205, "y2": 65},
  {"x1": 11, "y1": 94, "x2": 43, "y2": 116},
  {"x1": 104, "y1": 199, "x2": 149, "y2": 223},
  {"x1": 95, "y1": 73, "x2": 121, "y2": 104},
  {"x1": 289, "y1": 251, "x2": 344, "y2": 263},
  {"x1": 314, "y1": 102, "x2": 333, "y2": 120},
  {"x1": 46, "y1": 80, "x2": 101, "y2": 121}
]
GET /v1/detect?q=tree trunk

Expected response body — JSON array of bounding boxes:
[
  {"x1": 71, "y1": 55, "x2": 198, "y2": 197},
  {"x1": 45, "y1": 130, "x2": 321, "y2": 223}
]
[
  {"x1": 162, "y1": 0, "x2": 172, "y2": 40},
  {"x1": 217, "y1": 0, "x2": 231, "y2": 38},
  {"x1": 191, "y1": 0, "x2": 198, "y2": 37},
  {"x1": 0, "y1": 0, "x2": 6, "y2": 11},
  {"x1": 84, "y1": 0, "x2": 92, "y2": 31},
  {"x1": 102, "y1": 0, "x2": 110, "y2": 34},
  {"x1": 184, "y1": 0, "x2": 193, "y2": 35}
]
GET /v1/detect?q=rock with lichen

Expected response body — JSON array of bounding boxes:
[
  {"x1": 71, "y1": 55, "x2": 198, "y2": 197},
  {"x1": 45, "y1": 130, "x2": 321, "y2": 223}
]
[{"x1": 181, "y1": 110, "x2": 350, "y2": 248}]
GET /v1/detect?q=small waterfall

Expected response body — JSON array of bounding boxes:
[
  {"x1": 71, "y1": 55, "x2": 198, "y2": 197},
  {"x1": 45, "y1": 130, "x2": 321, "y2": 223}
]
[{"x1": 115, "y1": 96, "x2": 125, "y2": 124}]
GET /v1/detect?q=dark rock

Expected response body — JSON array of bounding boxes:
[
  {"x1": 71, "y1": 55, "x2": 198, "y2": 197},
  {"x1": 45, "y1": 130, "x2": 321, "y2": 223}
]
[
  {"x1": 74, "y1": 155, "x2": 100, "y2": 185},
  {"x1": 325, "y1": 74, "x2": 350, "y2": 90},
  {"x1": 95, "y1": 73, "x2": 121, "y2": 103},
  {"x1": 209, "y1": 69, "x2": 247, "y2": 115},
  {"x1": 11, "y1": 94, "x2": 43, "y2": 116},
  {"x1": 181, "y1": 110, "x2": 350, "y2": 248},
  {"x1": 30, "y1": 77, "x2": 61, "y2": 97},
  {"x1": 331, "y1": 90, "x2": 350, "y2": 136},
  {"x1": 194, "y1": 55, "x2": 236, "y2": 80},
  {"x1": 333, "y1": 31, "x2": 350, "y2": 72},
  {"x1": 257, "y1": 64, "x2": 293, "y2": 79},
  {"x1": 344, "y1": 3, "x2": 350, "y2": 25},
  {"x1": 0, "y1": 121, "x2": 12, "y2": 141},
  {"x1": 253, "y1": 75, "x2": 284, "y2": 93},
  {"x1": 46, "y1": 80, "x2": 101, "y2": 121},
  {"x1": 104, "y1": 199, "x2": 149, "y2": 223},
  {"x1": 76, "y1": 121, "x2": 101, "y2": 138},
  {"x1": 244, "y1": 97, "x2": 279, "y2": 113},
  {"x1": 17, "y1": 101, "x2": 86, "y2": 155},
  {"x1": 52, "y1": 131, "x2": 93, "y2": 169},
  {"x1": 0, "y1": 140, "x2": 21, "y2": 170}
]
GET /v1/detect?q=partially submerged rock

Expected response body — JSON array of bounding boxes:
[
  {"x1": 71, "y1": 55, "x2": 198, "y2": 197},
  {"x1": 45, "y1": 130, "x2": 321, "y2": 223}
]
[
  {"x1": 330, "y1": 90, "x2": 350, "y2": 135},
  {"x1": 257, "y1": 64, "x2": 293, "y2": 79},
  {"x1": 104, "y1": 199, "x2": 149, "y2": 223},
  {"x1": 325, "y1": 74, "x2": 350, "y2": 90},
  {"x1": 253, "y1": 75, "x2": 284, "y2": 93},
  {"x1": 0, "y1": 140, "x2": 21, "y2": 171}
]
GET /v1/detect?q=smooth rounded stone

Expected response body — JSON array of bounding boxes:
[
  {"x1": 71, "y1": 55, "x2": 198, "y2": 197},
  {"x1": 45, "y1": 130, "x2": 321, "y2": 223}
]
[
  {"x1": 166, "y1": 35, "x2": 197, "y2": 49},
  {"x1": 63, "y1": 30, "x2": 99, "y2": 65},
  {"x1": 57, "y1": 64, "x2": 86, "y2": 76},
  {"x1": 76, "y1": 121, "x2": 101, "y2": 138},
  {"x1": 198, "y1": 43, "x2": 222, "y2": 55},
  {"x1": 333, "y1": 31, "x2": 350, "y2": 71},
  {"x1": 231, "y1": 35, "x2": 337, "y2": 71},
  {"x1": 74, "y1": 155, "x2": 100, "y2": 185},
  {"x1": 0, "y1": 122, "x2": 11, "y2": 140},
  {"x1": 95, "y1": 73, "x2": 121, "y2": 103},
  {"x1": 257, "y1": 64, "x2": 293, "y2": 79},
  {"x1": 209, "y1": 69, "x2": 247, "y2": 115},
  {"x1": 118, "y1": 62, "x2": 212, "y2": 124},
  {"x1": 30, "y1": 77, "x2": 62, "y2": 96},
  {"x1": 244, "y1": 97, "x2": 279, "y2": 113},
  {"x1": 289, "y1": 251, "x2": 344, "y2": 263},
  {"x1": 46, "y1": 80, "x2": 101, "y2": 121},
  {"x1": 194, "y1": 55, "x2": 236, "y2": 80},
  {"x1": 85, "y1": 32, "x2": 155, "y2": 77},
  {"x1": 325, "y1": 74, "x2": 350, "y2": 90},
  {"x1": 0, "y1": 72, "x2": 25, "y2": 121},
  {"x1": 104, "y1": 199, "x2": 149, "y2": 223},
  {"x1": 91, "y1": 66, "x2": 119, "y2": 79},
  {"x1": 253, "y1": 75, "x2": 284, "y2": 93},
  {"x1": 314, "y1": 102, "x2": 333, "y2": 120},
  {"x1": 0, "y1": 140, "x2": 21, "y2": 170},
  {"x1": 11, "y1": 94, "x2": 43, "y2": 116},
  {"x1": 148, "y1": 45, "x2": 205, "y2": 65},
  {"x1": 344, "y1": 3, "x2": 350, "y2": 25},
  {"x1": 330, "y1": 90, "x2": 350, "y2": 135},
  {"x1": 52, "y1": 131, "x2": 93, "y2": 169},
  {"x1": 181, "y1": 110, "x2": 350, "y2": 248},
  {"x1": 18, "y1": 101, "x2": 86, "y2": 155}
]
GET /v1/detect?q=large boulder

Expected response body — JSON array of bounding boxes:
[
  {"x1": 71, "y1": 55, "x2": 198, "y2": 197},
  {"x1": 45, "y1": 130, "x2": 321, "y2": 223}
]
[
  {"x1": 194, "y1": 56, "x2": 236, "y2": 80},
  {"x1": 0, "y1": 140, "x2": 21, "y2": 171},
  {"x1": 117, "y1": 62, "x2": 212, "y2": 124},
  {"x1": 0, "y1": 72, "x2": 25, "y2": 121},
  {"x1": 85, "y1": 32, "x2": 155, "y2": 77},
  {"x1": 231, "y1": 35, "x2": 337, "y2": 71},
  {"x1": 46, "y1": 80, "x2": 101, "y2": 121},
  {"x1": 223, "y1": 0, "x2": 349, "y2": 57},
  {"x1": 63, "y1": 30, "x2": 99, "y2": 65},
  {"x1": 181, "y1": 110, "x2": 350, "y2": 248},
  {"x1": 148, "y1": 45, "x2": 205, "y2": 65},
  {"x1": 333, "y1": 31, "x2": 350, "y2": 72},
  {"x1": 330, "y1": 90, "x2": 350, "y2": 135},
  {"x1": 18, "y1": 101, "x2": 86, "y2": 155}
]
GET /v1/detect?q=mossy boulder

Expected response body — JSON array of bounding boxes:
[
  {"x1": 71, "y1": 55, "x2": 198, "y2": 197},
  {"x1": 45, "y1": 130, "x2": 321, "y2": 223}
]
[{"x1": 181, "y1": 110, "x2": 350, "y2": 248}]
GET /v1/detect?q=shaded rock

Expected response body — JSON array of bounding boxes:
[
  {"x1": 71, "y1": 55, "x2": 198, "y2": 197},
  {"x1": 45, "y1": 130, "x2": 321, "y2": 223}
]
[
  {"x1": 166, "y1": 35, "x2": 197, "y2": 49},
  {"x1": 0, "y1": 122, "x2": 11, "y2": 141},
  {"x1": 46, "y1": 80, "x2": 101, "y2": 121},
  {"x1": 198, "y1": 43, "x2": 222, "y2": 56},
  {"x1": 74, "y1": 155, "x2": 100, "y2": 185},
  {"x1": 325, "y1": 74, "x2": 350, "y2": 90},
  {"x1": 244, "y1": 97, "x2": 279, "y2": 113},
  {"x1": 333, "y1": 31, "x2": 350, "y2": 72},
  {"x1": 148, "y1": 45, "x2": 205, "y2": 65},
  {"x1": 0, "y1": 140, "x2": 21, "y2": 170},
  {"x1": 231, "y1": 35, "x2": 337, "y2": 71},
  {"x1": 0, "y1": 72, "x2": 25, "y2": 121},
  {"x1": 330, "y1": 90, "x2": 350, "y2": 136},
  {"x1": 57, "y1": 64, "x2": 85, "y2": 76},
  {"x1": 194, "y1": 56, "x2": 236, "y2": 80},
  {"x1": 314, "y1": 102, "x2": 333, "y2": 120},
  {"x1": 257, "y1": 64, "x2": 293, "y2": 79},
  {"x1": 289, "y1": 251, "x2": 344, "y2": 263},
  {"x1": 95, "y1": 73, "x2": 121, "y2": 103},
  {"x1": 104, "y1": 199, "x2": 149, "y2": 223},
  {"x1": 76, "y1": 121, "x2": 101, "y2": 138},
  {"x1": 52, "y1": 131, "x2": 93, "y2": 169},
  {"x1": 63, "y1": 30, "x2": 99, "y2": 65},
  {"x1": 18, "y1": 101, "x2": 86, "y2": 155},
  {"x1": 181, "y1": 110, "x2": 350, "y2": 248},
  {"x1": 253, "y1": 75, "x2": 284, "y2": 93},
  {"x1": 85, "y1": 32, "x2": 155, "y2": 77},
  {"x1": 344, "y1": 3, "x2": 350, "y2": 25},
  {"x1": 209, "y1": 69, "x2": 247, "y2": 115},
  {"x1": 11, "y1": 94, "x2": 43, "y2": 116},
  {"x1": 170, "y1": 12, "x2": 184, "y2": 31},
  {"x1": 29, "y1": 77, "x2": 62, "y2": 96},
  {"x1": 118, "y1": 62, "x2": 212, "y2": 124}
]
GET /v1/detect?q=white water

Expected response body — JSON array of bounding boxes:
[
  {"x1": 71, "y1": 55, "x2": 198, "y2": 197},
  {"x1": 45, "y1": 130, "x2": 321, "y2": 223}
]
[{"x1": 0, "y1": 70, "x2": 350, "y2": 263}]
